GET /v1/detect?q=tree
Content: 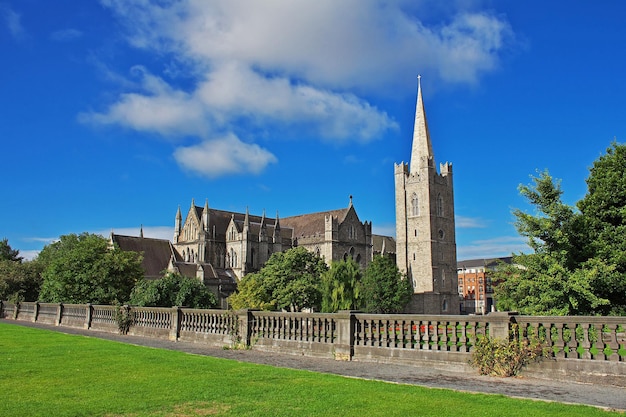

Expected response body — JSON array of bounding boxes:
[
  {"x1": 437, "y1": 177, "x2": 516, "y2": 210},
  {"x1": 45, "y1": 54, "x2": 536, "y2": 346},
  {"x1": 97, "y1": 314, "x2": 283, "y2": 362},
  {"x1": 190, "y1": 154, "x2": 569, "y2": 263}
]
[
  {"x1": 0, "y1": 238, "x2": 23, "y2": 262},
  {"x1": 320, "y1": 258, "x2": 362, "y2": 312},
  {"x1": 229, "y1": 247, "x2": 328, "y2": 311},
  {"x1": 129, "y1": 272, "x2": 217, "y2": 309},
  {"x1": 495, "y1": 143, "x2": 626, "y2": 315},
  {"x1": 38, "y1": 233, "x2": 144, "y2": 305},
  {"x1": 361, "y1": 255, "x2": 412, "y2": 314},
  {"x1": 577, "y1": 141, "x2": 626, "y2": 314},
  {"x1": 0, "y1": 259, "x2": 43, "y2": 302}
]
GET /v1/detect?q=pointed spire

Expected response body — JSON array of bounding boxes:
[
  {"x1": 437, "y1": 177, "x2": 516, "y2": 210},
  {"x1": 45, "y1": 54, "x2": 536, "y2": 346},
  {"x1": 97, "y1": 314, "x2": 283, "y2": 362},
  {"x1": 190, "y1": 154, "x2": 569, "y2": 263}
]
[
  {"x1": 174, "y1": 205, "x2": 182, "y2": 243},
  {"x1": 273, "y1": 210, "x2": 282, "y2": 244},
  {"x1": 349, "y1": 195, "x2": 353, "y2": 207},
  {"x1": 409, "y1": 75, "x2": 434, "y2": 173},
  {"x1": 203, "y1": 198, "x2": 210, "y2": 232},
  {"x1": 243, "y1": 206, "x2": 250, "y2": 229},
  {"x1": 140, "y1": 224, "x2": 144, "y2": 238},
  {"x1": 274, "y1": 210, "x2": 281, "y2": 230},
  {"x1": 260, "y1": 209, "x2": 266, "y2": 227}
]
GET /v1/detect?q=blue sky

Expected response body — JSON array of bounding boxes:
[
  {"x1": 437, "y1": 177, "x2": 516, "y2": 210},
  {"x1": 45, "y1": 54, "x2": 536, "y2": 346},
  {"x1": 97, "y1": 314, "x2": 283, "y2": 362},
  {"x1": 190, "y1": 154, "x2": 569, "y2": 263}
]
[{"x1": 2, "y1": 1, "x2": 625, "y2": 261}]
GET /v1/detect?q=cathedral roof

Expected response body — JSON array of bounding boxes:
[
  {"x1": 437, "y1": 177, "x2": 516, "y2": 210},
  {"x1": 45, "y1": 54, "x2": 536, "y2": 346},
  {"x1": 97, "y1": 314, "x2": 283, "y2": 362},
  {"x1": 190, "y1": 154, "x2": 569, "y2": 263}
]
[
  {"x1": 110, "y1": 234, "x2": 174, "y2": 279},
  {"x1": 281, "y1": 208, "x2": 350, "y2": 238},
  {"x1": 372, "y1": 234, "x2": 396, "y2": 254}
]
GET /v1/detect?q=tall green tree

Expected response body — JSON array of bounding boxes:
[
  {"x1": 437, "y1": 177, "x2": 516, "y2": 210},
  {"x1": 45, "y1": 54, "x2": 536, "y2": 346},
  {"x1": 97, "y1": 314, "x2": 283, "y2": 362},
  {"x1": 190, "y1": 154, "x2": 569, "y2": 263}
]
[
  {"x1": 495, "y1": 143, "x2": 626, "y2": 315},
  {"x1": 320, "y1": 258, "x2": 362, "y2": 312},
  {"x1": 361, "y1": 255, "x2": 412, "y2": 314},
  {"x1": 129, "y1": 272, "x2": 217, "y2": 309},
  {"x1": 38, "y1": 233, "x2": 144, "y2": 305},
  {"x1": 577, "y1": 141, "x2": 626, "y2": 314},
  {"x1": 229, "y1": 247, "x2": 328, "y2": 311}
]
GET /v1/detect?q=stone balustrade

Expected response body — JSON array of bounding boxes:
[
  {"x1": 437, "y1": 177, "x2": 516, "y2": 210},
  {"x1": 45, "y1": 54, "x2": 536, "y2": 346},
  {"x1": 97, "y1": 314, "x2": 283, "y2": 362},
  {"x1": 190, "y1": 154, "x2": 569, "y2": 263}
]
[{"x1": 1, "y1": 301, "x2": 624, "y2": 385}]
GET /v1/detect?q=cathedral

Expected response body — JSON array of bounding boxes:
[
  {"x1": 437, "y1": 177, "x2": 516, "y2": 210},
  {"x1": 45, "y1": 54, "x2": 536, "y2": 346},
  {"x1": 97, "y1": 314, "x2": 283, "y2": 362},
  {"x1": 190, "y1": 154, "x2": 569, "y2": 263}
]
[
  {"x1": 112, "y1": 197, "x2": 379, "y2": 308},
  {"x1": 112, "y1": 78, "x2": 459, "y2": 314}
]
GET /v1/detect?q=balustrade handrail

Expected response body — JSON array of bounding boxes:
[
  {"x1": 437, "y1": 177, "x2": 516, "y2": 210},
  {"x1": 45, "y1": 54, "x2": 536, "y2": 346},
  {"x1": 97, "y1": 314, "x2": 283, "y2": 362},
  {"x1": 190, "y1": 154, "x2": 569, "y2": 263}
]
[{"x1": 1, "y1": 301, "x2": 624, "y2": 366}]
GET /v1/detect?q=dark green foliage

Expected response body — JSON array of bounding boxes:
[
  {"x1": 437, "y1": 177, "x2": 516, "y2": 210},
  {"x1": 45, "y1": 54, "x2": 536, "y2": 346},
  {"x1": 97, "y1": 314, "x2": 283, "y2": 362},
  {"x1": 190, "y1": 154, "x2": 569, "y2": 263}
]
[
  {"x1": 496, "y1": 142, "x2": 626, "y2": 315},
  {"x1": 361, "y1": 255, "x2": 412, "y2": 313},
  {"x1": 0, "y1": 238, "x2": 42, "y2": 302},
  {"x1": 321, "y1": 258, "x2": 362, "y2": 312},
  {"x1": 469, "y1": 327, "x2": 546, "y2": 377},
  {"x1": 0, "y1": 259, "x2": 43, "y2": 302},
  {"x1": 129, "y1": 272, "x2": 217, "y2": 308},
  {"x1": 229, "y1": 247, "x2": 328, "y2": 311},
  {"x1": 38, "y1": 233, "x2": 144, "y2": 305},
  {"x1": 577, "y1": 141, "x2": 626, "y2": 314},
  {"x1": 0, "y1": 238, "x2": 23, "y2": 262}
]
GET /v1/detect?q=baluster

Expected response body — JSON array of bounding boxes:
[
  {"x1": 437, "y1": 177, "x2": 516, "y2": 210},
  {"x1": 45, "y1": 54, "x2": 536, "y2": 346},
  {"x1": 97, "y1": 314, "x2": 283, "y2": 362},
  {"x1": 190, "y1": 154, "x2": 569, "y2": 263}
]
[
  {"x1": 566, "y1": 323, "x2": 580, "y2": 359},
  {"x1": 540, "y1": 323, "x2": 551, "y2": 357},
  {"x1": 441, "y1": 320, "x2": 449, "y2": 351},
  {"x1": 554, "y1": 322, "x2": 566, "y2": 358},
  {"x1": 606, "y1": 324, "x2": 620, "y2": 361},
  {"x1": 449, "y1": 320, "x2": 458, "y2": 352}
]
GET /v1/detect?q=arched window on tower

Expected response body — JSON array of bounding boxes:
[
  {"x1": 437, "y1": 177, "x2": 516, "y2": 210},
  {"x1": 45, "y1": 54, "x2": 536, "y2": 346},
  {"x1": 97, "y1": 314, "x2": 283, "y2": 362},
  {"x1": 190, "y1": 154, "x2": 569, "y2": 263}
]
[
  {"x1": 437, "y1": 194, "x2": 444, "y2": 217},
  {"x1": 411, "y1": 193, "x2": 419, "y2": 216}
]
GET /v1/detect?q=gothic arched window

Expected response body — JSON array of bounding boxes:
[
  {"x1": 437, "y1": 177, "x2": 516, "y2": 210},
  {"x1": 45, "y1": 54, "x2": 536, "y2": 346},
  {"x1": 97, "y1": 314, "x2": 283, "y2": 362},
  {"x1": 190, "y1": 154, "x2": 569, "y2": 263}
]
[
  {"x1": 411, "y1": 193, "x2": 419, "y2": 216},
  {"x1": 437, "y1": 194, "x2": 444, "y2": 217}
]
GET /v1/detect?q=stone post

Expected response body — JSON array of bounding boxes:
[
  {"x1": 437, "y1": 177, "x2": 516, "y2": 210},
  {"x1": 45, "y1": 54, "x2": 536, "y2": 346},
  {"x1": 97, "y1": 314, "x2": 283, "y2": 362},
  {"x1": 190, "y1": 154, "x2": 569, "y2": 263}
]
[
  {"x1": 13, "y1": 302, "x2": 19, "y2": 319},
  {"x1": 334, "y1": 310, "x2": 358, "y2": 361},
  {"x1": 85, "y1": 303, "x2": 93, "y2": 329},
  {"x1": 487, "y1": 311, "x2": 517, "y2": 340},
  {"x1": 236, "y1": 309, "x2": 255, "y2": 348},
  {"x1": 169, "y1": 306, "x2": 181, "y2": 341},
  {"x1": 56, "y1": 303, "x2": 63, "y2": 326}
]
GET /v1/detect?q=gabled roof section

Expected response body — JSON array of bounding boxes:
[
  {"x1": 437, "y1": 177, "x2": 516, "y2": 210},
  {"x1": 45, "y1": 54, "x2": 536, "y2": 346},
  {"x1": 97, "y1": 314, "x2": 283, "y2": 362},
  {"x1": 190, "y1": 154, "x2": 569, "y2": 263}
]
[
  {"x1": 372, "y1": 235, "x2": 396, "y2": 254},
  {"x1": 281, "y1": 207, "x2": 350, "y2": 238},
  {"x1": 410, "y1": 75, "x2": 434, "y2": 174},
  {"x1": 111, "y1": 234, "x2": 174, "y2": 279}
]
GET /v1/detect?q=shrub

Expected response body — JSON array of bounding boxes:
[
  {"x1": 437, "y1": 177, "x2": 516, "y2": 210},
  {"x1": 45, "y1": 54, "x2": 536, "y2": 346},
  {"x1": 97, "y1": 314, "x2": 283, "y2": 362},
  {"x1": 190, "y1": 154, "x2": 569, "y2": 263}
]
[{"x1": 469, "y1": 327, "x2": 547, "y2": 377}]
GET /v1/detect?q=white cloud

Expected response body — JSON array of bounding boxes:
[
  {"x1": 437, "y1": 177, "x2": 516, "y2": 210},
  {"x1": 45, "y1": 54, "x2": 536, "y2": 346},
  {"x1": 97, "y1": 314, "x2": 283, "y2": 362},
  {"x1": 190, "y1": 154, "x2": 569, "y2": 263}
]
[
  {"x1": 1, "y1": 3, "x2": 24, "y2": 39},
  {"x1": 173, "y1": 133, "x2": 278, "y2": 177},
  {"x1": 89, "y1": 0, "x2": 515, "y2": 177},
  {"x1": 455, "y1": 215, "x2": 487, "y2": 228},
  {"x1": 457, "y1": 236, "x2": 529, "y2": 260}
]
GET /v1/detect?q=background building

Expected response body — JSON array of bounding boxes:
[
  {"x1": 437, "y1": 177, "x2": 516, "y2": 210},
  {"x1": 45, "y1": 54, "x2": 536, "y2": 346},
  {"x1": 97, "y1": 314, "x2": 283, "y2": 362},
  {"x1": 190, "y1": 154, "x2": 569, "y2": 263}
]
[{"x1": 457, "y1": 257, "x2": 512, "y2": 314}]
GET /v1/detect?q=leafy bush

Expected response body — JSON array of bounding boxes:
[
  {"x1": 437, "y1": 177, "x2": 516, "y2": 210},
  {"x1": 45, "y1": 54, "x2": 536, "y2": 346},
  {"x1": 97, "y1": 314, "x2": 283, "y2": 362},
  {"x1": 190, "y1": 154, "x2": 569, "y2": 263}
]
[
  {"x1": 130, "y1": 272, "x2": 217, "y2": 309},
  {"x1": 469, "y1": 328, "x2": 547, "y2": 377}
]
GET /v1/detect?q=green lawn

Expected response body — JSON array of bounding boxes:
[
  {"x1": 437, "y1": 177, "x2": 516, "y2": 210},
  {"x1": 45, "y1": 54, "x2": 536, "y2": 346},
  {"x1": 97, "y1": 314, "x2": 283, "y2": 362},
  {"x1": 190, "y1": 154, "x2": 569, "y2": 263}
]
[{"x1": 0, "y1": 322, "x2": 620, "y2": 417}]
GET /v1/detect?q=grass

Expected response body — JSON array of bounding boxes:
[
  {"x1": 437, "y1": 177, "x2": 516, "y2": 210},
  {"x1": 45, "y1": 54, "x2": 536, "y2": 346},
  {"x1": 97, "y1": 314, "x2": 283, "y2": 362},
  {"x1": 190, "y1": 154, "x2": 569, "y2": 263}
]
[{"x1": 0, "y1": 323, "x2": 621, "y2": 417}]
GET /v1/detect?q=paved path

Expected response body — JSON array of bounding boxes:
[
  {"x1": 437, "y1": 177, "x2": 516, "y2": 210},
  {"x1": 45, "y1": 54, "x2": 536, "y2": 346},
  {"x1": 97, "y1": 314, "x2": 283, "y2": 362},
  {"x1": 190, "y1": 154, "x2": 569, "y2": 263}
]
[{"x1": 5, "y1": 320, "x2": 626, "y2": 412}]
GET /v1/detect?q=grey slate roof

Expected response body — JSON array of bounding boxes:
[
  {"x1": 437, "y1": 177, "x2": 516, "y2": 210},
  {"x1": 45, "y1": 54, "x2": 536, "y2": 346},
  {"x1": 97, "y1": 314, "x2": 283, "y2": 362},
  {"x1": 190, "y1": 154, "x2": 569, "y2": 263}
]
[{"x1": 110, "y1": 234, "x2": 174, "y2": 279}]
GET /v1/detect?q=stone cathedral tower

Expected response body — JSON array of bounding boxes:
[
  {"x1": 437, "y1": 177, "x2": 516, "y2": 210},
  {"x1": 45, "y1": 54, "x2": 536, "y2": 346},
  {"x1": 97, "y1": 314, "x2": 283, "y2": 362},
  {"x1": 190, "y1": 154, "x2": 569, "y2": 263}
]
[{"x1": 394, "y1": 77, "x2": 459, "y2": 314}]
